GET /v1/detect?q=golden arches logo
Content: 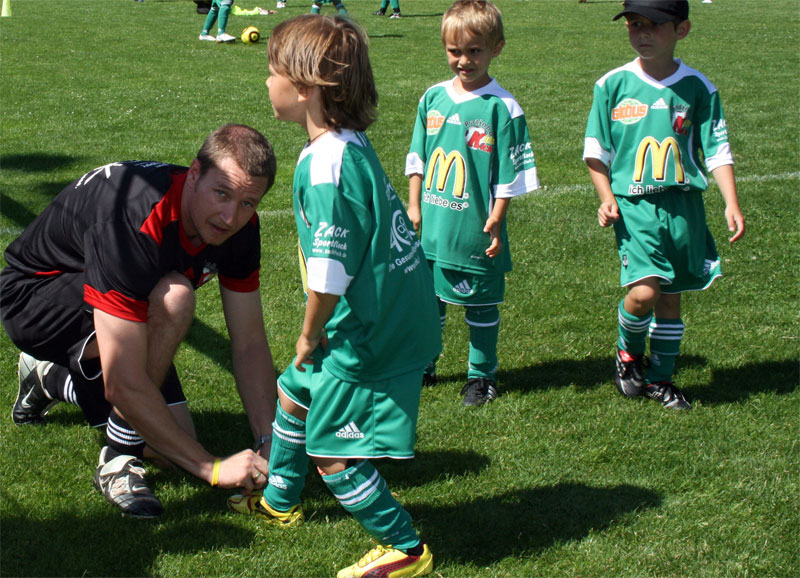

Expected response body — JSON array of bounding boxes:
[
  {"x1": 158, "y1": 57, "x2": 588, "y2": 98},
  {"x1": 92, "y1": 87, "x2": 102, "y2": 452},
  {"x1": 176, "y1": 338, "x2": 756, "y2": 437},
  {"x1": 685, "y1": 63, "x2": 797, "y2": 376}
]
[
  {"x1": 425, "y1": 148, "x2": 467, "y2": 198},
  {"x1": 633, "y1": 137, "x2": 685, "y2": 183}
]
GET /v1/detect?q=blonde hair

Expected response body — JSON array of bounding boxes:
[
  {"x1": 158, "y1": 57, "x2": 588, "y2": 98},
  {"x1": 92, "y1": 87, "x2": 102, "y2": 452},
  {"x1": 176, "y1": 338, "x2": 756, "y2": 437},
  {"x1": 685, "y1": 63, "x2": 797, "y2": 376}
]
[
  {"x1": 268, "y1": 15, "x2": 378, "y2": 132},
  {"x1": 441, "y1": 0, "x2": 504, "y2": 49}
]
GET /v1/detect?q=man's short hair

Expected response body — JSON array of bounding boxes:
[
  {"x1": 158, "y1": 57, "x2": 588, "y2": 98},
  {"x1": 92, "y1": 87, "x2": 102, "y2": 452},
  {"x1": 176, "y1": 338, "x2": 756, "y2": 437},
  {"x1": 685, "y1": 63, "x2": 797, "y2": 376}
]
[
  {"x1": 196, "y1": 124, "x2": 277, "y2": 192},
  {"x1": 267, "y1": 15, "x2": 378, "y2": 132},
  {"x1": 441, "y1": 0, "x2": 504, "y2": 50}
]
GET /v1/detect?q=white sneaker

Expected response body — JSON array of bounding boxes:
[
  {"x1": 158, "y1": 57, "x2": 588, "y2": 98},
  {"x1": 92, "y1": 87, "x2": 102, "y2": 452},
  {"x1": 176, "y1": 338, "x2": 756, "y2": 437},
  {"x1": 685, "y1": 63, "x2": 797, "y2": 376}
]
[
  {"x1": 199, "y1": 34, "x2": 215, "y2": 41},
  {"x1": 702, "y1": 0, "x2": 712, "y2": 3},
  {"x1": 276, "y1": 1, "x2": 286, "y2": 8},
  {"x1": 216, "y1": 32, "x2": 236, "y2": 43}
]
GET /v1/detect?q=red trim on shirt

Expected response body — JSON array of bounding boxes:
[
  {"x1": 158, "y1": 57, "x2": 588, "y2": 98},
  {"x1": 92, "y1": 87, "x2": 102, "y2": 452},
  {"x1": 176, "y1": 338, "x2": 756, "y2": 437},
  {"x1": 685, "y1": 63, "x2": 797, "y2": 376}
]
[
  {"x1": 84, "y1": 284, "x2": 148, "y2": 323},
  {"x1": 220, "y1": 268, "x2": 260, "y2": 292},
  {"x1": 139, "y1": 172, "x2": 186, "y2": 247}
]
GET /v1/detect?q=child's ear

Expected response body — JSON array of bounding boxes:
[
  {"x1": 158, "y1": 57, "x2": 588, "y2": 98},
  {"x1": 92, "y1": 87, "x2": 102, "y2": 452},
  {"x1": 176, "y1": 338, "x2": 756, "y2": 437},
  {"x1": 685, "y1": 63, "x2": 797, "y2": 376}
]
[
  {"x1": 492, "y1": 40, "x2": 505, "y2": 58},
  {"x1": 297, "y1": 84, "x2": 318, "y2": 102},
  {"x1": 677, "y1": 19, "x2": 691, "y2": 40}
]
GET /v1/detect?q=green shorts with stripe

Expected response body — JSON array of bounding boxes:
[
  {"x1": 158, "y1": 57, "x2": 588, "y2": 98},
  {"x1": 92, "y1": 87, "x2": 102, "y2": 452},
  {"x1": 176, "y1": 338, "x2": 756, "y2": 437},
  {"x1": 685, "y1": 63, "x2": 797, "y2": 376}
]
[
  {"x1": 613, "y1": 191, "x2": 721, "y2": 294},
  {"x1": 431, "y1": 260, "x2": 505, "y2": 305},
  {"x1": 277, "y1": 359, "x2": 424, "y2": 460}
]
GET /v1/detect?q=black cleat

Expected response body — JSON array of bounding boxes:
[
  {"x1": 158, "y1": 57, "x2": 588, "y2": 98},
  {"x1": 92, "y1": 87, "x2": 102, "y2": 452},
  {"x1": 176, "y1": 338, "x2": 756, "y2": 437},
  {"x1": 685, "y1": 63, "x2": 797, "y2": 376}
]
[
  {"x1": 460, "y1": 377, "x2": 498, "y2": 406},
  {"x1": 614, "y1": 347, "x2": 645, "y2": 397},
  {"x1": 12, "y1": 353, "x2": 58, "y2": 425},
  {"x1": 644, "y1": 381, "x2": 692, "y2": 410}
]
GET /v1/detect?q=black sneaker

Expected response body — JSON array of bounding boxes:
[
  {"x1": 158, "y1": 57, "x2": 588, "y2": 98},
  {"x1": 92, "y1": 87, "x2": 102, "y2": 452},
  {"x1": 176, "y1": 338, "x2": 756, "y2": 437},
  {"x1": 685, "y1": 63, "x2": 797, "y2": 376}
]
[
  {"x1": 12, "y1": 353, "x2": 58, "y2": 425},
  {"x1": 644, "y1": 381, "x2": 692, "y2": 410},
  {"x1": 460, "y1": 378, "x2": 498, "y2": 406},
  {"x1": 422, "y1": 372, "x2": 438, "y2": 386},
  {"x1": 372, "y1": 9, "x2": 385, "y2": 15},
  {"x1": 93, "y1": 446, "x2": 164, "y2": 518},
  {"x1": 614, "y1": 348, "x2": 645, "y2": 397}
]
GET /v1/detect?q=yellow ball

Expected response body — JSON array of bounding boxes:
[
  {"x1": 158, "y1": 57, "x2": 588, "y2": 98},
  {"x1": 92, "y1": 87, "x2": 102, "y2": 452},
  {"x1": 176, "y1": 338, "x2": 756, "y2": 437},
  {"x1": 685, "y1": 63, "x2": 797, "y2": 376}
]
[{"x1": 241, "y1": 26, "x2": 260, "y2": 44}]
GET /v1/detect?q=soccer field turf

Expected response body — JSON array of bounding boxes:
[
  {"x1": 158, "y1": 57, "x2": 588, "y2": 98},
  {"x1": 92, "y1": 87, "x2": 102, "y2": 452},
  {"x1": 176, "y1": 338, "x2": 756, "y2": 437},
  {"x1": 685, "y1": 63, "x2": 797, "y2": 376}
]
[{"x1": 1, "y1": 1, "x2": 797, "y2": 576}]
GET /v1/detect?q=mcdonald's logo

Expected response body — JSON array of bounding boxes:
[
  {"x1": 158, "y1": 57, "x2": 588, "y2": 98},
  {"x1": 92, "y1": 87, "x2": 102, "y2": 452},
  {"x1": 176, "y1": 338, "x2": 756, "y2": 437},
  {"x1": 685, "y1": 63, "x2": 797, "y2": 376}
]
[
  {"x1": 633, "y1": 137, "x2": 685, "y2": 183},
  {"x1": 425, "y1": 147, "x2": 467, "y2": 198}
]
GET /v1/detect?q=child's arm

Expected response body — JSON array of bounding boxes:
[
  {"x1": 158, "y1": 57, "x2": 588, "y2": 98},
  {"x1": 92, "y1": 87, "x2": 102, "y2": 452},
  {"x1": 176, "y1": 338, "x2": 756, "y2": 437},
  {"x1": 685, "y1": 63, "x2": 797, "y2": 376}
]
[
  {"x1": 407, "y1": 174, "x2": 423, "y2": 232},
  {"x1": 484, "y1": 197, "x2": 511, "y2": 258},
  {"x1": 710, "y1": 164, "x2": 745, "y2": 242},
  {"x1": 586, "y1": 158, "x2": 619, "y2": 227},
  {"x1": 295, "y1": 289, "x2": 340, "y2": 371}
]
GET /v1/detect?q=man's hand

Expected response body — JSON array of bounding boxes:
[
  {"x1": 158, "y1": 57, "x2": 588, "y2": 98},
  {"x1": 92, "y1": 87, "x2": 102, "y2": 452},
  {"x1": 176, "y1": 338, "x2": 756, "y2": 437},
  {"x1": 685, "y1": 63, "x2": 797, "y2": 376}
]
[{"x1": 212, "y1": 449, "x2": 269, "y2": 492}]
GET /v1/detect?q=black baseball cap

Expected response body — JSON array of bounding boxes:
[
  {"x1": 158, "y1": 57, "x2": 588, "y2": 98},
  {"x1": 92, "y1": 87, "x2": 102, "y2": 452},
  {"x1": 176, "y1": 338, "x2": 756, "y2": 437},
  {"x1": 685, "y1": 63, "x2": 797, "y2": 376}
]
[{"x1": 613, "y1": 0, "x2": 689, "y2": 24}]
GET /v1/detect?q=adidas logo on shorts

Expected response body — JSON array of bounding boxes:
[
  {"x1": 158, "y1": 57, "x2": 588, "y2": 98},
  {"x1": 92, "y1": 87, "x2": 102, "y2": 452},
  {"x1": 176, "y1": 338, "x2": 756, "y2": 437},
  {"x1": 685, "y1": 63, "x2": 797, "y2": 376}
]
[
  {"x1": 453, "y1": 280, "x2": 473, "y2": 295},
  {"x1": 336, "y1": 421, "x2": 365, "y2": 439}
]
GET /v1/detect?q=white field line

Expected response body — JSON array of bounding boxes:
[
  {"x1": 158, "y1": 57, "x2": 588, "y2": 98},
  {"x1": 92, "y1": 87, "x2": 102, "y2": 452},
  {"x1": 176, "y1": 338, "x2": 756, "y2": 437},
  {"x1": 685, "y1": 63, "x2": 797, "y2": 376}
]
[{"x1": 2, "y1": 172, "x2": 798, "y2": 238}]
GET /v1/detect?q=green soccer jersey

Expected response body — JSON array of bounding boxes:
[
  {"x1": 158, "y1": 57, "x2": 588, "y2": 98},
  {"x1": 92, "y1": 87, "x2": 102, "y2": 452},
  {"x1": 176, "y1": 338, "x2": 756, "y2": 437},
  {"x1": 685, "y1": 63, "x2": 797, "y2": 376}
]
[
  {"x1": 584, "y1": 58, "x2": 733, "y2": 197},
  {"x1": 293, "y1": 129, "x2": 442, "y2": 382},
  {"x1": 406, "y1": 78, "x2": 540, "y2": 275}
]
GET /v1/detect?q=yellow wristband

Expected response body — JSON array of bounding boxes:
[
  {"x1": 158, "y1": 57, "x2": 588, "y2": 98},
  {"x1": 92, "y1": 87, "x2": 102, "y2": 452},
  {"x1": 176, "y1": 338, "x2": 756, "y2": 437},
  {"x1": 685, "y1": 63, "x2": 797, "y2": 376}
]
[{"x1": 211, "y1": 458, "x2": 221, "y2": 487}]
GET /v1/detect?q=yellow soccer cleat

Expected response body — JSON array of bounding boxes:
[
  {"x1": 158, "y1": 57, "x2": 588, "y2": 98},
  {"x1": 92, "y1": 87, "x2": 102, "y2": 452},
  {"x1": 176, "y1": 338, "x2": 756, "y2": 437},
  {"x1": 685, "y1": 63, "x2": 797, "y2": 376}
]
[
  {"x1": 227, "y1": 494, "x2": 304, "y2": 527},
  {"x1": 337, "y1": 543, "x2": 433, "y2": 578}
]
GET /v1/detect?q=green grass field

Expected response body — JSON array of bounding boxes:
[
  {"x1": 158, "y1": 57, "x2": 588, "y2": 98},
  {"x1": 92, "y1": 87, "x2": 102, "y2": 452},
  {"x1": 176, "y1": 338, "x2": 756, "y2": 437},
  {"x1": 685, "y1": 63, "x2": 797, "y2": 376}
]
[{"x1": 1, "y1": 0, "x2": 798, "y2": 576}]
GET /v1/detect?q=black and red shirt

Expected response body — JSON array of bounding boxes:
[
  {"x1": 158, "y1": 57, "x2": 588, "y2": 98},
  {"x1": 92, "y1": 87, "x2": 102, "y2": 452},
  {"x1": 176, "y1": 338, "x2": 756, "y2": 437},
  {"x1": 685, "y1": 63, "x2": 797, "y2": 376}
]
[{"x1": 4, "y1": 161, "x2": 261, "y2": 323}]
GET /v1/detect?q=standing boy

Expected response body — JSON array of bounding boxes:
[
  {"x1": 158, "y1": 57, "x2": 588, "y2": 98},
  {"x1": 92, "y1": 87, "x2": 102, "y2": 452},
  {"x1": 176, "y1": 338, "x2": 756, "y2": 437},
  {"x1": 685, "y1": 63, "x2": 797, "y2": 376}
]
[
  {"x1": 405, "y1": 0, "x2": 540, "y2": 406},
  {"x1": 228, "y1": 14, "x2": 441, "y2": 578},
  {"x1": 583, "y1": 0, "x2": 745, "y2": 410},
  {"x1": 199, "y1": 0, "x2": 237, "y2": 42}
]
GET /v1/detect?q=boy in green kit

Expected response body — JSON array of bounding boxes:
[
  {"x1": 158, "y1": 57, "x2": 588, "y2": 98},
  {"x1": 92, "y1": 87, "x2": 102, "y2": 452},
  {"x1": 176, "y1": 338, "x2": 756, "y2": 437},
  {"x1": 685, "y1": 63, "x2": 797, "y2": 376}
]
[
  {"x1": 406, "y1": 0, "x2": 540, "y2": 407},
  {"x1": 228, "y1": 14, "x2": 440, "y2": 578},
  {"x1": 583, "y1": 0, "x2": 745, "y2": 410}
]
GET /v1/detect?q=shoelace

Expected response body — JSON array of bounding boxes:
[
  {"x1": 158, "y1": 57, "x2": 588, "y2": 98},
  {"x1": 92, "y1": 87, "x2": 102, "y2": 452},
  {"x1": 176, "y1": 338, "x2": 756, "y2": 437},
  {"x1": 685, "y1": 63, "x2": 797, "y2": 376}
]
[{"x1": 358, "y1": 545, "x2": 391, "y2": 567}]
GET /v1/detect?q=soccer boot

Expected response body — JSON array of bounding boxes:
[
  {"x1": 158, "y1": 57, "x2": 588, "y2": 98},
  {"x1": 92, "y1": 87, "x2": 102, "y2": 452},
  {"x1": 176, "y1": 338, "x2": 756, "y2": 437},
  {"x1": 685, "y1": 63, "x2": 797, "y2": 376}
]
[
  {"x1": 93, "y1": 446, "x2": 164, "y2": 518},
  {"x1": 227, "y1": 494, "x2": 304, "y2": 527},
  {"x1": 12, "y1": 352, "x2": 58, "y2": 425},
  {"x1": 422, "y1": 372, "x2": 437, "y2": 386},
  {"x1": 372, "y1": 9, "x2": 385, "y2": 15},
  {"x1": 460, "y1": 377, "x2": 498, "y2": 406},
  {"x1": 216, "y1": 32, "x2": 236, "y2": 43},
  {"x1": 337, "y1": 543, "x2": 433, "y2": 578},
  {"x1": 199, "y1": 34, "x2": 216, "y2": 41},
  {"x1": 644, "y1": 381, "x2": 692, "y2": 410},
  {"x1": 614, "y1": 347, "x2": 645, "y2": 397},
  {"x1": 389, "y1": 11, "x2": 402, "y2": 18}
]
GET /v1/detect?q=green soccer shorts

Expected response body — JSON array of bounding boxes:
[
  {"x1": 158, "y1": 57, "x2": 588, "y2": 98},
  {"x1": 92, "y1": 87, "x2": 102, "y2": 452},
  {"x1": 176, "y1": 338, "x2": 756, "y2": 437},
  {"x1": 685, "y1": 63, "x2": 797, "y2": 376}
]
[
  {"x1": 277, "y1": 359, "x2": 424, "y2": 460},
  {"x1": 613, "y1": 191, "x2": 722, "y2": 294},
  {"x1": 431, "y1": 260, "x2": 505, "y2": 305}
]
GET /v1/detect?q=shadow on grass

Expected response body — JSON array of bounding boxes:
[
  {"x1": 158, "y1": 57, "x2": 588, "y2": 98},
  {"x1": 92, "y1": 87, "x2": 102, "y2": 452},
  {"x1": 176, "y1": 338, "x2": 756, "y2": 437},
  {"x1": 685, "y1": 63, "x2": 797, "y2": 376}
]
[
  {"x1": 490, "y1": 355, "x2": 798, "y2": 405},
  {"x1": 412, "y1": 482, "x2": 661, "y2": 566},
  {"x1": 0, "y1": 489, "x2": 256, "y2": 578}
]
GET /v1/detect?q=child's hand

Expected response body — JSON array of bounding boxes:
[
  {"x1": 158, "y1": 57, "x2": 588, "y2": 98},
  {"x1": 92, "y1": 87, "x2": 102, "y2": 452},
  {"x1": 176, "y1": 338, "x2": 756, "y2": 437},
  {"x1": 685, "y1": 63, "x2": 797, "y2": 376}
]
[
  {"x1": 484, "y1": 217, "x2": 502, "y2": 258},
  {"x1": 598, "y1": 202, "x2": 620, "y2": 227},
  {"x1": 725, "y1": 205, "x2": 745, "y2": 242},
  {"x1": 294, "y1": 330, "x2": 327, "y2": 372},
  {"x1": 407, "y1": 205, "x2": 421, "y2": 232}
]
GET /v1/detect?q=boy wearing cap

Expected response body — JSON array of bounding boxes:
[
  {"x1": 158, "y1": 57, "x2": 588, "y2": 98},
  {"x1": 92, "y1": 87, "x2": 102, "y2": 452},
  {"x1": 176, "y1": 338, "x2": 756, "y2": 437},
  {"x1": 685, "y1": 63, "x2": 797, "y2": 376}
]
[{"x1": 583, "y1": 0, "x2": 745, "y2": 410}]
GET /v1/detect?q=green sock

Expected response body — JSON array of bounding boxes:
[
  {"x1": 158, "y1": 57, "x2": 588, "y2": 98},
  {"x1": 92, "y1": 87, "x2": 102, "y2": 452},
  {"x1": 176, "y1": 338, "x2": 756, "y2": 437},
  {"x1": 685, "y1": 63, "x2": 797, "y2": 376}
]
[
  {"x1": 617, "y1": 299, "x2": 651, "y2": 355},
  {"x1": 647, "y1": 317, "x2": 684, "y2": 383},
  {"x1": 425, "y1": 299, "x2": 447, "y2": 376},
  {"x1": 201, "y1": 6, "x2": 218, "y2": 35},
  {"x1": 323, "y1": 461, "x2": 420, "y2": 552},
  {"x1": 389, "y1": 0, "x2": 399, "y2": 11},
  {"x1": 465, "y1": 305, "x2": 499, "y2": 380},
  {"x1": 216, "y1": 0, "x2": 232, "y2": 33},
  {"x1": 335, "y1": 2, "x2": 348, "y2": 15},
  {"x1": 263, "y1": 406, "x2": 310, "y2": 512}
]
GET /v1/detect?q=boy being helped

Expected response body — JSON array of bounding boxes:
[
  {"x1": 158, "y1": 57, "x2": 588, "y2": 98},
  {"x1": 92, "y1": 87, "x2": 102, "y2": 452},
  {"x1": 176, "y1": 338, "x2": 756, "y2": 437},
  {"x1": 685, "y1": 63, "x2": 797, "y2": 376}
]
[
  {"x1": 229, "y1": 14, "x2": 441, "y2": 578},
  {"x1": 406, "y1": 0, "x2": 540, "y2": 406},
  {"x1": 583, "y1": 0, "x2": 745, "y2": 410}
]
